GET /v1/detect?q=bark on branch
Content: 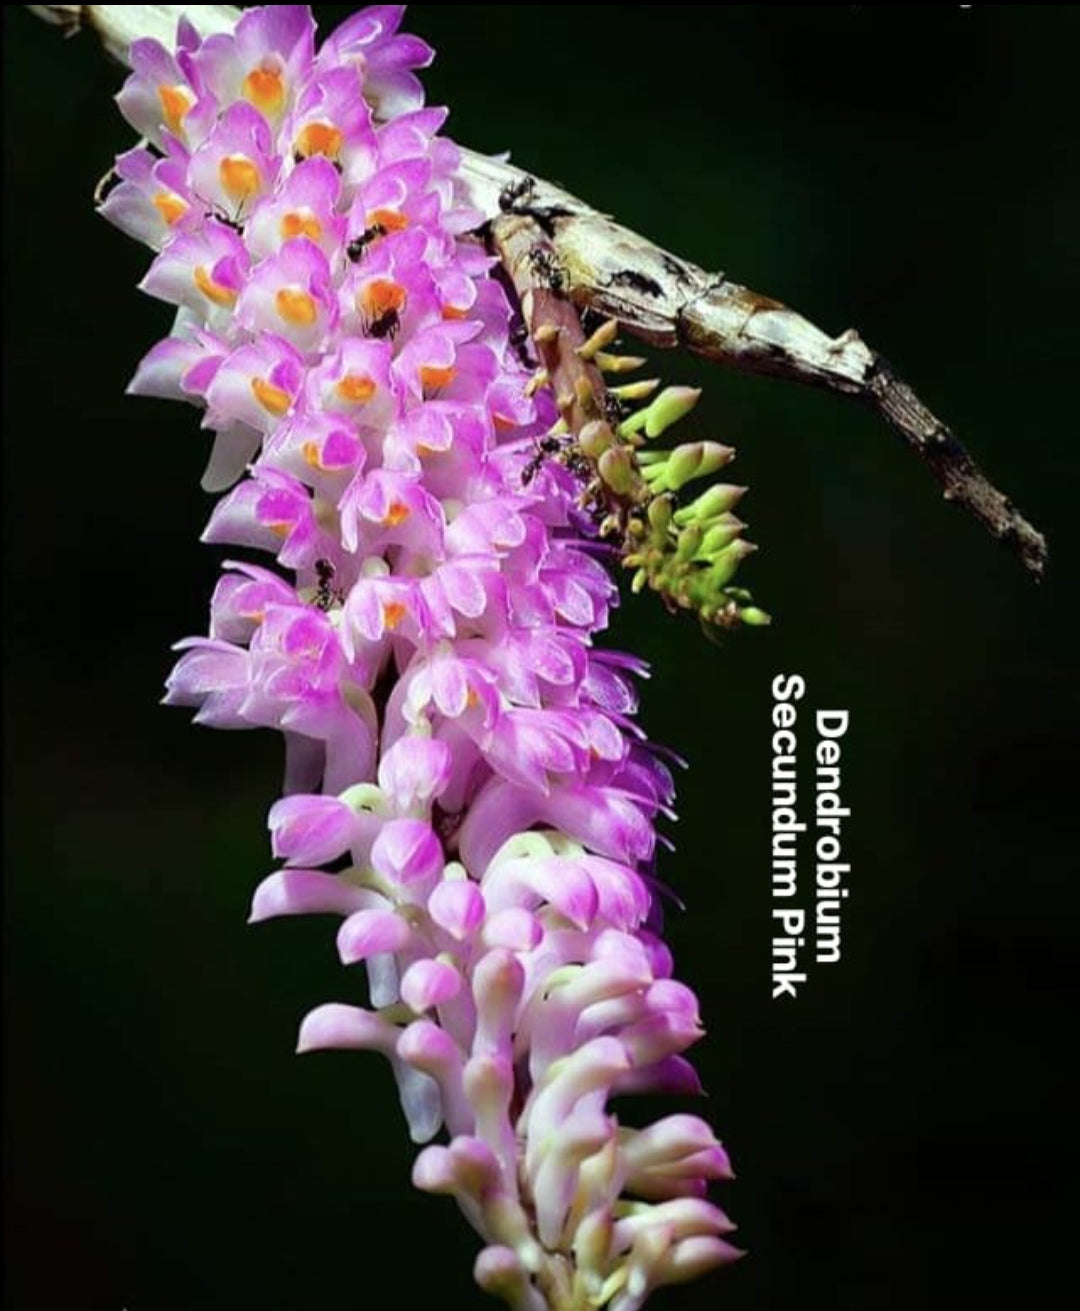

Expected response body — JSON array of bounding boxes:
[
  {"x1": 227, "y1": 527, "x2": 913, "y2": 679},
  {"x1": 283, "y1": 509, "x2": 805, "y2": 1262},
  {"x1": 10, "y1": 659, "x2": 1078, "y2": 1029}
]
[{"x1": 27, "y1": 2, "x2": 1048, "y2": 577}]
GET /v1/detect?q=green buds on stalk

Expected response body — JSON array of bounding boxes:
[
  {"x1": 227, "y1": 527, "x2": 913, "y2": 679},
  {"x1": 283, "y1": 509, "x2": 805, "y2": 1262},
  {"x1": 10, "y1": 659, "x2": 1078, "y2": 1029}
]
[{"x1": 559, "y1": 336, "x2": 768, "y2": 634}]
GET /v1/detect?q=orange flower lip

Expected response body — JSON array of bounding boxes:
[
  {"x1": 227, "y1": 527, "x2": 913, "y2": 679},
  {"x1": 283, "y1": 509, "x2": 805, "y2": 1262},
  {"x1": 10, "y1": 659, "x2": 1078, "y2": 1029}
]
[
  {"x1": 295, "y1": 121, "x2": 343, "y2": 161},
  {"x1": 336, "y1": 374, "x2": 377, "y2": 405},
  {"x1": 242, "y1": 64, "x2": 286, "y2": 117},
  {"x1": 281, "y1": 210, "x2": 322, "y2": 242},
  {"x1": 251, "y1": 376, "x2": 291, "y2": 416},
  {"x1": 158, "y1": 84, "x2": 193, "y2": 138},
  {"x1": 193, "y1": 264, "x2": 238, "y2": 308},
  {"x1": 276, "y1": 287, "x2": 318, "y2": 327},
  {"x1": 366, "y1": 207, "x2": 409, "y2": 233},
  {"x1": 152, "y1": 191, "x2": 188, "y2": 226},
  {"x1": 420, "y1": 365, "x2": 457, "y2": 392},
  {"x1": 382, "y1": 500, "x2": 411, "y2": 527},
  {"x1": 219, "y1": 154, "x2": 261, "y2": 203},
  {"x1": 382, "y1": 601, "x2": 408, "y2": 631},
  {"x1": 359, "y1": 279, "x2": 407, "y2": 317}
]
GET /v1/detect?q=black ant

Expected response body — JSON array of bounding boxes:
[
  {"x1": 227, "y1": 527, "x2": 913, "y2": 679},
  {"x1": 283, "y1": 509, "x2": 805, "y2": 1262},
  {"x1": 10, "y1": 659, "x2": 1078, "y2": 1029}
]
[
  {"x1": 213, "y1": 211, "x2": 245, "y2": 235},
  {"x1": 294, "y1": 151, "x2": 342, "y2": 175},
  {"x1": 565, "y1": 448, "x2": 593, "y2": 481},
  {"x1": 498, "y1": 174, "x2": 537, "y2": 213},
  {"x1": 521, "y1": 434, "x2": 564, "y2": 486},
  {"x1": 346, "y1": 222, "x2": 387, "y2": 263},
  {"x1": 497, "y1": 174, "x2": 572, "y2": 237},
  {"x1": 603, "y1": 392, "x2": 628, "y2": 427},
  {"x1": 193, "y1": 190, "x2": 246, "y2": 235},
  {"x1": 313, "y1": 558, "x2": 343, "y2": 611},
  {"x1": 527, "y1": 246, "x2": 566, "y2": 296},
  {"x1": 365, "y1": 307, "x2": 401, "y2": 341},
  {"x1": 509, "y1": 319, "x2": 534, "y2": 368}
]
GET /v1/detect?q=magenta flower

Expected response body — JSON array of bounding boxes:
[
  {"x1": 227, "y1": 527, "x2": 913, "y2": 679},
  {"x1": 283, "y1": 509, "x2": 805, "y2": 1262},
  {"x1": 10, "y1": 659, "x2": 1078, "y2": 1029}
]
[{"x1": 103, "y1": 6, "x2": 741, "y2": 1306}]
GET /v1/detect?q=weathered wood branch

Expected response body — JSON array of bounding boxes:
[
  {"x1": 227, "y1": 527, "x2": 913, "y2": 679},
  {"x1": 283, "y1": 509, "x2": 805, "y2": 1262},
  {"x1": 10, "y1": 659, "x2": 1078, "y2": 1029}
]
[{"x1": 27, "y1": 2, "x2": 1048, "y2": 576}]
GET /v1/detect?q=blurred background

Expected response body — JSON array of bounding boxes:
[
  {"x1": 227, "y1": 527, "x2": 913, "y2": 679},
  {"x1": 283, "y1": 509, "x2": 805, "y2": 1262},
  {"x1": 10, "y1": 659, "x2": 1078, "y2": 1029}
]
[{"x1": 4, "y1": 5, "x2": 1078, "y2": 1308}]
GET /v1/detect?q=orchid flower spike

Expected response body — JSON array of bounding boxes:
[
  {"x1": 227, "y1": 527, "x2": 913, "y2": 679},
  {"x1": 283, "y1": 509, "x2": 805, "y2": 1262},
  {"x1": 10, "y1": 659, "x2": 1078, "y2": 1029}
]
[{"x1": 99, "y1": 6, "x2": 742, "y2": 1306}]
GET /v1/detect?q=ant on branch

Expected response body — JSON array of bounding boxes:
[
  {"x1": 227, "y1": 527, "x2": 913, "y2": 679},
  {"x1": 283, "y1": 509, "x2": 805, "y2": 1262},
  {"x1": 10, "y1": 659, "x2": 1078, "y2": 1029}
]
[
  {"x1": 497, "y1": 172, "x2": 573, "y2": 237},
  {"x1": 498, "y1": 174, "x2": 538, "y2": 213},
  {"x1": 527, "y1": 245, "x2": 566, "y2": 297}
]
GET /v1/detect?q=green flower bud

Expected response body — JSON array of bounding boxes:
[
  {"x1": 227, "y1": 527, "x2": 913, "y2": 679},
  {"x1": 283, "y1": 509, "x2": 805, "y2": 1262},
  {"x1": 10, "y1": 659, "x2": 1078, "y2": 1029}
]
[
  {"x1": 578, "y1": 419, "x2": 615, "y2": 460},
  {"x1": 698, "y1": 518, "x2": 745, "y2": 557},
  {"x1": 594, "y1": 351, "x2": 646, "y2": 374},
  {"x1": 611, "y1": 378, "x2": 661, "y2": 402},
  {"x1": 643, "y1": 386, "x2": 702, "y2": 438},
  {"x1": 674, "y1": 524, "x2": 704, "y2": 563},
  {"x1": 598, "y1": 444, "x2": 637, "y2": 496},
  {"x1": 575, "y1": 317, "x2": 619, "y2": 361},
  {"x1": 647, "y1": 494, "x2": 674, "y2": 533},
  {"x1": 738, "y1": 606, "x2": 772, "y2": 626},
  {"x1": 673, "y1": 484, "x2": 747, "y2": 523},
  {"x1": 706, "y1": 538, "x2": 757, "y2": 589},
  {"x1": 647, "y1": 441, "x2": 735, "y2": 492}
]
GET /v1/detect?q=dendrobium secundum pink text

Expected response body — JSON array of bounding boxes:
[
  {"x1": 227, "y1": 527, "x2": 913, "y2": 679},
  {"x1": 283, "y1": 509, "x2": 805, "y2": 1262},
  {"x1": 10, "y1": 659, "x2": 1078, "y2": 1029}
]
[{"x1": 100, "y1": 6, "x2": 740, "y2": 1307}]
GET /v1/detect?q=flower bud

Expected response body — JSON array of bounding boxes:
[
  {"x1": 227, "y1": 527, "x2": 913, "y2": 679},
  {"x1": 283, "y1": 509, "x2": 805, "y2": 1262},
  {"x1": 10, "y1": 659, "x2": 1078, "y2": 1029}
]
[
  {"x1": 674, "y1": 482, "x2": 746, "y2": 524},
  {"x1": 644, "y1": 385, "x2": 702, "y2": 438},
  {"x1": 577, "y1": 418, "x2": 615, "y2": 460},
  {"x1": 598, "y1": 444, "x2": 638, "y2": 496}
]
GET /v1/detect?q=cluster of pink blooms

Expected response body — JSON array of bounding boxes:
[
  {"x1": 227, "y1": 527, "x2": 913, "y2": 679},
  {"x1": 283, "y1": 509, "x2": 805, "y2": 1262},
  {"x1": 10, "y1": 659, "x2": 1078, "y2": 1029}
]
[{"x1": 101, "y1": 6, "x2": 739, "y2": 1307}]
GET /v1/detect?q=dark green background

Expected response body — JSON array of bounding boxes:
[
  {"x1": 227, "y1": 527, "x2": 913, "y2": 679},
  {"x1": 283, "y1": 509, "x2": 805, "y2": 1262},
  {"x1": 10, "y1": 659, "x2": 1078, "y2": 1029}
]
[{"x1": 4, "y1": 6, "x2": 1077, "y2": 1309}]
